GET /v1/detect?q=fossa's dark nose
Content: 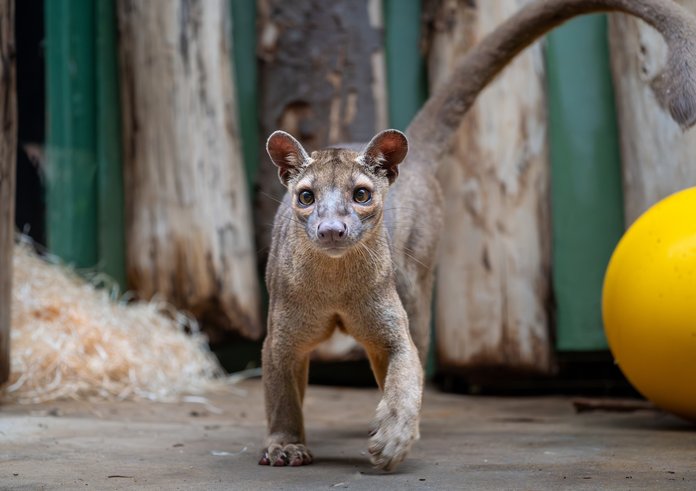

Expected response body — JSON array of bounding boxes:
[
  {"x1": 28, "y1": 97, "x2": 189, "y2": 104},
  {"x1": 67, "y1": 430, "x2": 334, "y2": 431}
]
[{"x1": 317, "y1": 220, "x2": 347, "y2": 244}]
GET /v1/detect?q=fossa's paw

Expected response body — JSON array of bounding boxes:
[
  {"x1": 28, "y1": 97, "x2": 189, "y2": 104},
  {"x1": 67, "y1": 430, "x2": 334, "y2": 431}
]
[
  {"x1": 259, "y1": 443, "x2": 313, "y2": 467},
  {"x1": 368, "y1": 402, "x2": 420, "y2": 471}
]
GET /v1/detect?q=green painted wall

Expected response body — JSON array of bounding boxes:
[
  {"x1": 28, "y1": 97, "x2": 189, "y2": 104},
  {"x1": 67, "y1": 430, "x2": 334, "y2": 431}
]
[
  {"x1": 384, "y1": 0, "x2": 427, "y2": 131},
  {"x1": 45, "y1": 0, "x2": 98, "y2": 268},
  {"x1": 95, "y1": 0, "x2": 126, "y2": 288},
  {"x1": 546, "y1": 15, "x2": 625, "y2": 351},
  {"x1": 45, "y1": 0, "x2": 125, "y2": 285},
  {"x1": 231, "y1": 0, "x2": 260, "y2": 194}
]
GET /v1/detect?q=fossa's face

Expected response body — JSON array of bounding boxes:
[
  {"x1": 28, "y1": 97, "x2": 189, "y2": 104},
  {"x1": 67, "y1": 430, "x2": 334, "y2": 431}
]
[
  {"x1": 288, "y1": 149, "x2": 390, "y2": 258},
  {"x1": 266, "y1": 129, "x2": 408, "y2": 258}
]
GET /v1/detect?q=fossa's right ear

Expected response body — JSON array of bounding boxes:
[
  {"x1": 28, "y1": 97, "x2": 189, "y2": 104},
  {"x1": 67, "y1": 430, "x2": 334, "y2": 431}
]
[
  {"x1": 361, "y1": 129, "x2": 408, "y2": 184},
  {"x1": 266, "y1": 131, "x2": 310, "y2": 186}
]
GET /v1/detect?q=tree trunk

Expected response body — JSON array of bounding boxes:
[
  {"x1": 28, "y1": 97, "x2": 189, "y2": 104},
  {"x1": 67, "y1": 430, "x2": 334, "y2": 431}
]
[
  {"x1": 426, "y1": 0, "x2": 553, "y2": 374},
  {"x1": 117, "y1": 0, "x2": 261, "y2": 339},
  {"x1": 256, "y1": 0, "x2": 387, "y2": 360},
  {"x1": 609, "y1": 2, "x2": 696, "y2": 225},
  {"x1": 0, "y1": 0, "x2": 15, "y2": 384}
]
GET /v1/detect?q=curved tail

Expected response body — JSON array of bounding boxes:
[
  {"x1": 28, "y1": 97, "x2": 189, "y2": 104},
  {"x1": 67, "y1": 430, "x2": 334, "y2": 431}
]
[{"x1": 406, "y1": 0, "x2": 696, "y2": 169}]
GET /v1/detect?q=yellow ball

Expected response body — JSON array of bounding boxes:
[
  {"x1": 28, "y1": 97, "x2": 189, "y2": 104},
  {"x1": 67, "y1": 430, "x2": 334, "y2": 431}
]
[{"x1": 603, "y1": 187, "x2": 696, "y2": 421}]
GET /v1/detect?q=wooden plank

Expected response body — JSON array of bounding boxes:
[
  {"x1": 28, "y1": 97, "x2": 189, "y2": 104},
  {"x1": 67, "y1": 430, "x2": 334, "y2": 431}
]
[
  {"x1": 609, "y1": 1, "x2": 696, "y2": 225},
  {"x1": 45, "y1": 0, "x2": 98, "y2": 267},
  {"x1": 0, "y1": 0, "x2": 16, "y2": 384},
  {"x1": 427, "y1": 0, "x2": 552, "y2": 374},
  {"x1": 117, "y1": 0, "x2": 261, "y2": 339},
  {"x1": 547, "y1": 16, "x2": 625, "y2": 351}
]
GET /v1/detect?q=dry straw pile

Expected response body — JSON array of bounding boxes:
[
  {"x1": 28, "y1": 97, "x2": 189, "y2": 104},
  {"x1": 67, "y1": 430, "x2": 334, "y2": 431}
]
[{"x1": 2, "y1": 243, "x2": 225, "y2": 404}]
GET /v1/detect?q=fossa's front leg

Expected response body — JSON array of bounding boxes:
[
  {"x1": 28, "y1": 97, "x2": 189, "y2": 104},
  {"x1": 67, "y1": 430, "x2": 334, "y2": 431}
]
[
  {"x1": 357, "y1": 303, "x2": 424, "y2": 471},
  {"x1": 259, "y1": 317, "x2": 313, "y2": 467}
]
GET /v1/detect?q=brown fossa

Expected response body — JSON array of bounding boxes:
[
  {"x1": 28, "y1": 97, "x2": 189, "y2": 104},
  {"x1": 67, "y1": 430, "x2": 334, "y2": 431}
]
[{"x1": 260, "y1": 0, "x2": 696, "y2": 471}]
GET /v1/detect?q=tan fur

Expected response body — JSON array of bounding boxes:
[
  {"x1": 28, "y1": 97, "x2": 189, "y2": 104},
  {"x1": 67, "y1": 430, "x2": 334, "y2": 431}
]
[{"x1": 260, "y1": 0, "x2": 696, "y2": 472}]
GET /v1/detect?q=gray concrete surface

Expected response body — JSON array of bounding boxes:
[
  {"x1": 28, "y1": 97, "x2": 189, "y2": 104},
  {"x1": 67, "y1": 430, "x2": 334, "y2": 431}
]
[{"x1": 1, "y1": 379, "x2": 695, "y2": 490}]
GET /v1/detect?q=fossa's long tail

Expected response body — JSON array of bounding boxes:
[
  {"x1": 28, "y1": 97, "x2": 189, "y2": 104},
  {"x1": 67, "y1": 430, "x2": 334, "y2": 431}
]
[{"x1": 406, "y1": 0, "x2": 696, "y2": 171}]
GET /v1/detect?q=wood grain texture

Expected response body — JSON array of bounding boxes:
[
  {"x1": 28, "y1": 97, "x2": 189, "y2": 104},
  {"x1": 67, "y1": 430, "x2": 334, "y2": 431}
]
[
  {"x1": 256, "y1": 0, "x2": 387, "y2": 359},
  {"x1": 609, "y1": 1, "x2": 696, "y2": 224},
  {"x1": 426, "y1": 0, "x2": 552, "y2": 374},
  {"x1": 0, "y1": 0, "x2": 15, "y2": 384},
  {"x1": 117, "y1": 0, "x2": 261, "y2": 339}
]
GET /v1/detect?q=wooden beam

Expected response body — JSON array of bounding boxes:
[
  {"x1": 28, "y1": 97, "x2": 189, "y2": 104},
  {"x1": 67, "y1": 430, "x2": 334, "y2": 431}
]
[{"x1": 0, "y1": 0, "x2": 16, "y2": 384}]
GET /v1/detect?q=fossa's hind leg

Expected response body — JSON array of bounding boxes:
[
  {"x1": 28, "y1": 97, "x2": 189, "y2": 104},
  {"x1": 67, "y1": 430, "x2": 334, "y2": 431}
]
[{"x1": 397, "y1": 267, "x2": 436, "y2": 367}]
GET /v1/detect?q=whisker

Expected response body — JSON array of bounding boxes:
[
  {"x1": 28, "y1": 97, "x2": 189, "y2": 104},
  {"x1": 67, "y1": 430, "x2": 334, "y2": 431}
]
[
  {"x1": 368, "y1": 237, "x2": 433, "y2": 270},
  {"x1": 259, "y1": 190, "x2": 288, "y2": 206}
]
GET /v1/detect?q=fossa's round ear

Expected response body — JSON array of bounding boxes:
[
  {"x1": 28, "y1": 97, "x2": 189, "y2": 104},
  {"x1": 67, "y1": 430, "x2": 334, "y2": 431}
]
[
  {"x1": 267, "y1": 131, "x2": 310, "y2": 186},
  {"x1": 361, "y1": 130, "x2": 408, "y2": 184}
]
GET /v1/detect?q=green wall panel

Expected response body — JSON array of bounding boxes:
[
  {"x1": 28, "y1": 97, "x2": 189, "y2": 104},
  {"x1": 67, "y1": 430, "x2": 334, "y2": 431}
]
[
  {"x1": 384, "y1": 0, "x2": 427, "y2": 131},
  {"x1": 45, "y1": 0, "x2": 125, "y2": 286},
  {"x1": 546, "y1": 15, "x2": 625, "y2": 351},
  {"x1": 231, "y1": 0, "x2": 260, "y2": 195},
  {"x1": 45, "y1": 0, "x2": 98, "y2": 268},
  {"x1": 95, "y1": 0, "x2": 126, "y2": 288}
]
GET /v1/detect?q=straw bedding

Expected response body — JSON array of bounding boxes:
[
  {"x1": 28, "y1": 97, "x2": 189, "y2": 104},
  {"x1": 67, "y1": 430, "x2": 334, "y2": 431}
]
[{"x1": 1, "y1": 243, "x2": 225, "y2": 404}]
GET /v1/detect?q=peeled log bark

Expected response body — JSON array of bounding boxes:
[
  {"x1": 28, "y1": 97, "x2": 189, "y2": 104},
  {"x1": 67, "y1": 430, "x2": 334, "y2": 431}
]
[
  {"x1": 427, "y1": 0, "x2": 552, "y2": 374},
  {"x1": 609, "y1": 3, "x2": 696, "y2": 225},
  {"x1": 118, "y1": 0, "x2": 261, "y2": 339},
  {"x1": 0, "y1": 0, "x2": 15, "y2": 384},
  {"x1": 256, "y1": 0, "x2": 387, "y2": 360}
]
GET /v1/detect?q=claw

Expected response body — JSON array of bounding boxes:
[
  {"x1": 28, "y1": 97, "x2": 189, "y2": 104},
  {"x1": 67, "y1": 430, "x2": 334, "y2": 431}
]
[
  {"x1": 272, "y1": 454, "x2": 288, "y2": 466},
  {"x1": 261, "y1": 443, "x2": 313, "y2": 467},
  {"x1": 258, "y1": 452, "x2": 270, "y2": 465}
]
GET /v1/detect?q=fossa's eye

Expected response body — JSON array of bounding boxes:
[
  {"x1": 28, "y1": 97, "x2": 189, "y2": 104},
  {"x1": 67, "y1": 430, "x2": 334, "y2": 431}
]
[
  {"x1": 297, "y1": 189, "x2": 314, "y2": 206},
  {"x1": 353, "y1": 188, "x2": 371, "y2": 204}
]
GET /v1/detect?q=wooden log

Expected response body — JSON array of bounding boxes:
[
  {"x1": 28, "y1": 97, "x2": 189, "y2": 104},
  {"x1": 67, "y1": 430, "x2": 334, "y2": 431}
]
[
  {"x1": 609, "y1": 2, "x2": 696, "y2": 225},
  {"x1": 255, "y1": 0, "x2": 388, "y2": 259},
  {"x1": 117, "y1": 0, "x2": 261, "y2": 339},
  {"x1": 0, "y1": 0, "x2": 16, "y2": 384},
  {"x1": 256, "y1": 0, "x2": 388, "y2": 359},
  {"x1": 426, "y1": 0, "x2": 553, "y2": 374}
]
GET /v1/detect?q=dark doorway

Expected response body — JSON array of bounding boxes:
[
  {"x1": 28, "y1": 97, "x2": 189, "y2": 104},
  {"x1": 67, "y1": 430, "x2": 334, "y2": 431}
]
[{"x1": 15, "y1": 0, "x2": 46, "y2": 245}]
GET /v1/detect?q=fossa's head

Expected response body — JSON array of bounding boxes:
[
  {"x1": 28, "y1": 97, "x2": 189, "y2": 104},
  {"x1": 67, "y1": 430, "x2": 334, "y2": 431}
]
[{"x1": 267, "y1": 130, "x2": 408, "y2": 258}]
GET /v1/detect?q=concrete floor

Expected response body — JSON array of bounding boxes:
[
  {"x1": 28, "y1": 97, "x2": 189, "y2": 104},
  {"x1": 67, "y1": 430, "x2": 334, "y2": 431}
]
[{"x1": 1, "y1": 379, "x2": 695, "y2": 490}]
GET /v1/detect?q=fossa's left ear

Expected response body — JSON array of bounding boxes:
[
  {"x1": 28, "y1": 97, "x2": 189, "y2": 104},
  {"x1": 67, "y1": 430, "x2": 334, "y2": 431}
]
[{"x1": 361, "y1": 129, "x2": 408, "y2": 184}]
